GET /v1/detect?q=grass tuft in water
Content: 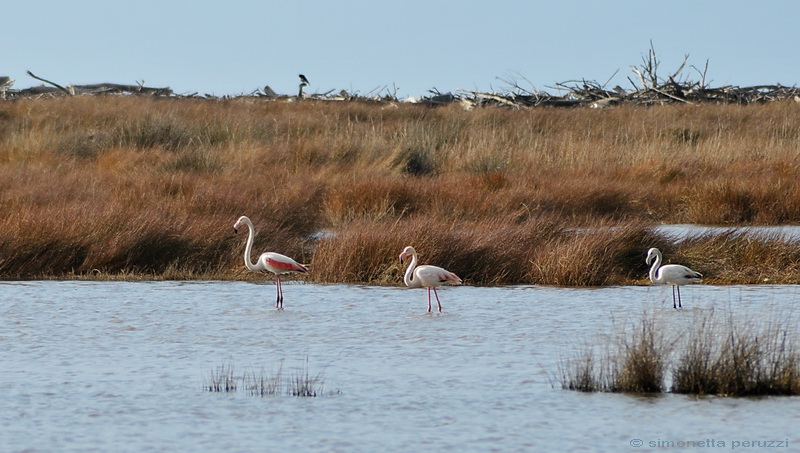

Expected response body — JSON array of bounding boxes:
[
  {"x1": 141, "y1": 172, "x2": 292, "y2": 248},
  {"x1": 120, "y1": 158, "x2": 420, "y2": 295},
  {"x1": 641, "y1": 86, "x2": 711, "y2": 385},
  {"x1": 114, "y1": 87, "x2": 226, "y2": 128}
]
[
  {"x1": 559, "y1": 309, "x2": 800, "y2": 396},
  {"x1": 671, "y1": 313, "x2": 800, "y2": 396},
  {"x1": 243, "y1": 361, "x2": 283, "y2": 397},
  {"x1": 289, "y1": 356, "x2": 326, "y2": 397},
  {"x1": 205, "y1": 360, "x2": 237, "y2": 393},
  {"x1": 557, "y1": 312, "x2": 668, "y2": 393},
  {"x1": 204, "y1": 357, "x2": 333, "y2": 398},
  {"x1": 557, "y1": 348, "x2": 614, "y2": 392},
  {"x1": 611, "y1": 314, "x2": 669, "y2": 393}
]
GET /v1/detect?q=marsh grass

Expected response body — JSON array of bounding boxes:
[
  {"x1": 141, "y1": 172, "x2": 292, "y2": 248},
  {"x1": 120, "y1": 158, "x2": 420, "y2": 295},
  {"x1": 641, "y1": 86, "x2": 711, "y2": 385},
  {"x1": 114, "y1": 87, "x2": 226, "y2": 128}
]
[
  {"x1": 612, "y1": 314, "x2": 670, "y2": 393},
  {"x1": 289, "y1": 357, "x2": 326, "y2": 397},
  {"x1": 672, "y1": 312, "x2": 800, "y2": 396},
  {"x1": 3, "y1": 97, "x2": 800, "y2": 282},
  {"x1": 205, "y1": 360, "x2": 237, "y2": 393},
  {"x1": 243, "y1": 362, "x2": 283, "y2": 397},
  {"x1": 532, "y1": 223, "x2": 661, "y2": 286},
  {"x1": 557, "y1": 346, "x2": 615, "y2": 392},
  {"x1": 560, "y1": 310, "x2": 800, "y2": 396},
  {"x1": 205, "y1": 357, "x2": 332, "y2": 398},
  {"x1": 557, "y1": 312, "x2": 668, "y2": 393},
  {"x1": 310, "y1": 215, "x2": 565, "y2": 285},
  {"x1": 675, "y1": 232, "x2": 800, "y2": 284}
]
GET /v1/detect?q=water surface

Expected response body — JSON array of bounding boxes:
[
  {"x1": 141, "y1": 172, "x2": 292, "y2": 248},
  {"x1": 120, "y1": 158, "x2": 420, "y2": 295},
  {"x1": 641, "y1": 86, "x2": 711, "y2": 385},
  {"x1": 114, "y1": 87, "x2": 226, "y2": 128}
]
[
  {"x1": 1, "y1": 281, "x2": 798, "y2": 452},
  {"x1": 655, "y1": 224, "x2": 800, "y2": 242}
]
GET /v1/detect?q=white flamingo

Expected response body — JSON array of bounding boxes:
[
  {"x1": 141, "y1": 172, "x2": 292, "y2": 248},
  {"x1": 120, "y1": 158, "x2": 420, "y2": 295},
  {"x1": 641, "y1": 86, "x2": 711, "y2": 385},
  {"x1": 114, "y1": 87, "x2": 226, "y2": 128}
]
[
  {"x1": 399, "y1": 246, "x2": 462, "y2": 313},
  {"x1": 646, "y1": 247, "x2": 702, "y2": 309},
  {"x1": 233, "y1": 216, "x2": 308, "y2": 309}
]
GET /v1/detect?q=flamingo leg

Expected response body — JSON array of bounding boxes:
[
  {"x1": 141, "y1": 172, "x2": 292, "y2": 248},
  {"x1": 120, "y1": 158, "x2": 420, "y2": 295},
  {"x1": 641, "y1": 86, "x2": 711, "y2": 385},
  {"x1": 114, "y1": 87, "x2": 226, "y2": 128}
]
[
  {"x1": 676, "y1": 286, "x2": 682, "y2": 309},
  {"x1": 671, "y1": 286, "x2": 677, "y2": 309},
  {"x1": 433, "y1": 287, "x2": 443, "y2": 312},
  {"x1": 275, "y1": 275, "x2": 284, "y2": 310},
  {"x1": 426, "y1": 288, "x2": 432, "y2": 313}
]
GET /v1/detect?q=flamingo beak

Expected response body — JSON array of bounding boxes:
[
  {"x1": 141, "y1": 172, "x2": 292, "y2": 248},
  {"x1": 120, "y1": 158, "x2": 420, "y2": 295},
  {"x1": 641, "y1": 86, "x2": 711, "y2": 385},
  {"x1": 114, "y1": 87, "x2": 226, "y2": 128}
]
[{"x1": 233, "y1": 227, "x2": 239, "y2": 234}]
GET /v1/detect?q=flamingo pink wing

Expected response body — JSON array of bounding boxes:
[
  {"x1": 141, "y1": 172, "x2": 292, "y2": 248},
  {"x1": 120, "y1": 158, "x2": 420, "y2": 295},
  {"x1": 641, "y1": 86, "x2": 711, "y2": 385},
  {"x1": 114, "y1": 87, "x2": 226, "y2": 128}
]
[
  {"x1": 417, "y1": 265, "x2": 461, "y2": 286},
  {"x1": 261, "y1": 254, "x2": 308, "y2": 273},
  {"x1": 438, "y1": 271, "x2": 462, "y2": 283}
]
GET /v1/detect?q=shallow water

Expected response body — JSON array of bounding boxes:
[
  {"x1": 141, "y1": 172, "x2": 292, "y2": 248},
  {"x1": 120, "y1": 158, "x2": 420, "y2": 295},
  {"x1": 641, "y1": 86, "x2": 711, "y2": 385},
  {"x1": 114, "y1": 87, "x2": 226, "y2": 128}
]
[
  {"x1": 656, "y1": 224, "x2": 800, "y2": 242},
  {"x1": 1, "y1": 281, "x2": 799, "y2": 452}
]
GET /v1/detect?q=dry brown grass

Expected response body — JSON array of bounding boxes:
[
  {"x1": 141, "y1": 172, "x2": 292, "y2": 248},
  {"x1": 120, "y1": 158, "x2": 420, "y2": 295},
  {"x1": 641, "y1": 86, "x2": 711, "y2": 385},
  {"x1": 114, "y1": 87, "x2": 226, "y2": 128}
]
[
  {"x1": 671, "y1": 233, "x2": 800, "y2": 284},
  {"x1": 310, "y1": 215, "x2": 562, "y2": 285},
  {"x1": 2, "y1": 96, "x2": 800, "y2": 282},
  {"x1": 612, "y1": 315, "x2": 669, "y2": 393},
  {"x1": 558, "y1": 348, "x2": 613, "y2": 393},
  {"x1": 558, "y1": 312, "x2": 668, "y2": 393},
  {"x1": 531, "y1": 223, "x2": 660, "y2": 286},
  {"x1": 672, "y1": 312, "x2": 800, "y2": 396},
  {"x1": 560, "y1": 310, "x2": 800, "y2": 396}
]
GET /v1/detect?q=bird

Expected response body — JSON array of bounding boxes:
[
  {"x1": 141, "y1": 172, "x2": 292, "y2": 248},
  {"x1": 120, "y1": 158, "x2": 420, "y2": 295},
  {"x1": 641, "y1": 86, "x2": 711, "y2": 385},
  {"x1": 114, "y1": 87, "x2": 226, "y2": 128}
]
[
  {"x1": 399, "y1": 246, "x2": 462, "y2": 313},
  {"x1": 645, "y1": 247, "x2": 702, "y2": 309},
  {"x1": 298, "y1": 74, "x2": 309, "y2": 98},
  {"x1": 233, "y1": 216, "x2": 308, "y2": 309}
]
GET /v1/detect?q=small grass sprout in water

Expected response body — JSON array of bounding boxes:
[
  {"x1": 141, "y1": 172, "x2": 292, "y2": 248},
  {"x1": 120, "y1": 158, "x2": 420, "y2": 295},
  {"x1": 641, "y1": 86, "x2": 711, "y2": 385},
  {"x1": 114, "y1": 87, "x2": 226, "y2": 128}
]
[
  {"x1": 205, "y1": 359, "x2": 237, "y2": 393},
  {"x1": 289, "y1": 356, "x2": 326, "y2": 397},
  {"x1": 204, "y1": 357, "x2": 336, "y2": 398},
  {"x1": 243, "y1": 362, "x2": 283, "y2": 397}
]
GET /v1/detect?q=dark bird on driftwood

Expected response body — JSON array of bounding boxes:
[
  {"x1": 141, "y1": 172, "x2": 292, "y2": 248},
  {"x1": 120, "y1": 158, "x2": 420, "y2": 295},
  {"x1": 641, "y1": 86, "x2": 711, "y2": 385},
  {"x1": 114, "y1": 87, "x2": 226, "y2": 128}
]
[{"x1": 298, "y1": 74, "x2": 310, "y2": 98}]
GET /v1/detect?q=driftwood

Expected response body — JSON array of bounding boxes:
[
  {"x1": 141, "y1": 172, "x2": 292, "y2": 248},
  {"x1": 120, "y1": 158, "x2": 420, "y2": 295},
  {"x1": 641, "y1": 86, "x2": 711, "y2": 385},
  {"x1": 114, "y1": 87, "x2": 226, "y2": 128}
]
[
  {"x1": 3, "y1": 50, "x2": 799, "y2": 107},
  {"x1": 453, "y1": 44, "x2": 799, "y2": 109},
  {"x1": 1, "y1": 71, "x2": 173, "y2": 99},
  {"x1": 0, "y1": 76, "x2": 13, "y2": 100}
]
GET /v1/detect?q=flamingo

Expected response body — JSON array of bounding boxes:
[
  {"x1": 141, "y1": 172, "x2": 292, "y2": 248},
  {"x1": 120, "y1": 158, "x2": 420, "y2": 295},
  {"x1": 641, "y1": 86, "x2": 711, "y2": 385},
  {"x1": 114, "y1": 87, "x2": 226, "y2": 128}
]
[
  {"x1": 645, "y1": 247, "x2": 702, "y2": 309},
  {"x1": 233, "y1": 216, "x2": 308, "y2": 309},
  {"x1": 399, "y1": 246, "x2": 462, "y2": 313}
]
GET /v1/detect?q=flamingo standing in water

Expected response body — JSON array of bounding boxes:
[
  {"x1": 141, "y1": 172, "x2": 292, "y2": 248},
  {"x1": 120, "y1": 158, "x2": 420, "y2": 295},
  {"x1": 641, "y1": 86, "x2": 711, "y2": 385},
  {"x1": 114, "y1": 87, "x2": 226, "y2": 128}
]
[
  {"x1": 399, "y1": 246, "x2": 462, "y2": 313},
  {"x1": 646, "y1": 247, "x2": 702, "y2": 309},
  {"x1": 233, "y1": 216, "x2": 308, "y2": 309}
]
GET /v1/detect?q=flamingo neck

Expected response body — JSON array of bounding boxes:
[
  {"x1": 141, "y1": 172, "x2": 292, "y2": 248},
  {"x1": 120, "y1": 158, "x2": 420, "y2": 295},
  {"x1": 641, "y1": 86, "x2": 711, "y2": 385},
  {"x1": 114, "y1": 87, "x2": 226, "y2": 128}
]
[
  {"x1": 241, "y1": 219, "x2": 260, "y2": 271},
  {"x1": 403, "y1": 251, "x2": 420, "y2": 287},
  {"x1": 648, "y1": 253, "x2": 662, "y2": 284}
]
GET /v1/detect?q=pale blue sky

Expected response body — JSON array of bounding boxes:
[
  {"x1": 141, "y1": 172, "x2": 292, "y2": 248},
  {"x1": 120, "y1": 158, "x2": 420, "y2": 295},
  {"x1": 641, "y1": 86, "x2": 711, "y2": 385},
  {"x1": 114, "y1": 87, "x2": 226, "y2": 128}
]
[{"x1": 4, "y1": 0, "x2": 798, "y2": 97}]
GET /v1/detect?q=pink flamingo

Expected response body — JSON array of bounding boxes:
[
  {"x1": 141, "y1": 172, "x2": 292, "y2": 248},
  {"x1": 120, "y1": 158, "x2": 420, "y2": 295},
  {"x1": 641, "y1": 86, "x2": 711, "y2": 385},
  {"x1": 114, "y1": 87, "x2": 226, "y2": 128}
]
[
  {"x1": 233, "y1": 216, "x2": 308, "y2": 309},
  {"x1": 646, "y1": 247, "x2": 703, "y2": 309},
  {"x1": 399, "y1": 246, "x2": 462, "y2": 313}
]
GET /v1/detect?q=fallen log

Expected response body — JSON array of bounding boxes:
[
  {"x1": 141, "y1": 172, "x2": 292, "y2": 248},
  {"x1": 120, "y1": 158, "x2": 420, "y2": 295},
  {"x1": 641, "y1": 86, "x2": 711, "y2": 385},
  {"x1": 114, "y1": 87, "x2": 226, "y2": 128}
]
[
  {"x1": 2, "y1": 71, "x2": 173, "y2": 98},
  {"x1": 70, "y1": 83, "x2": 173, "y2": 96}
]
